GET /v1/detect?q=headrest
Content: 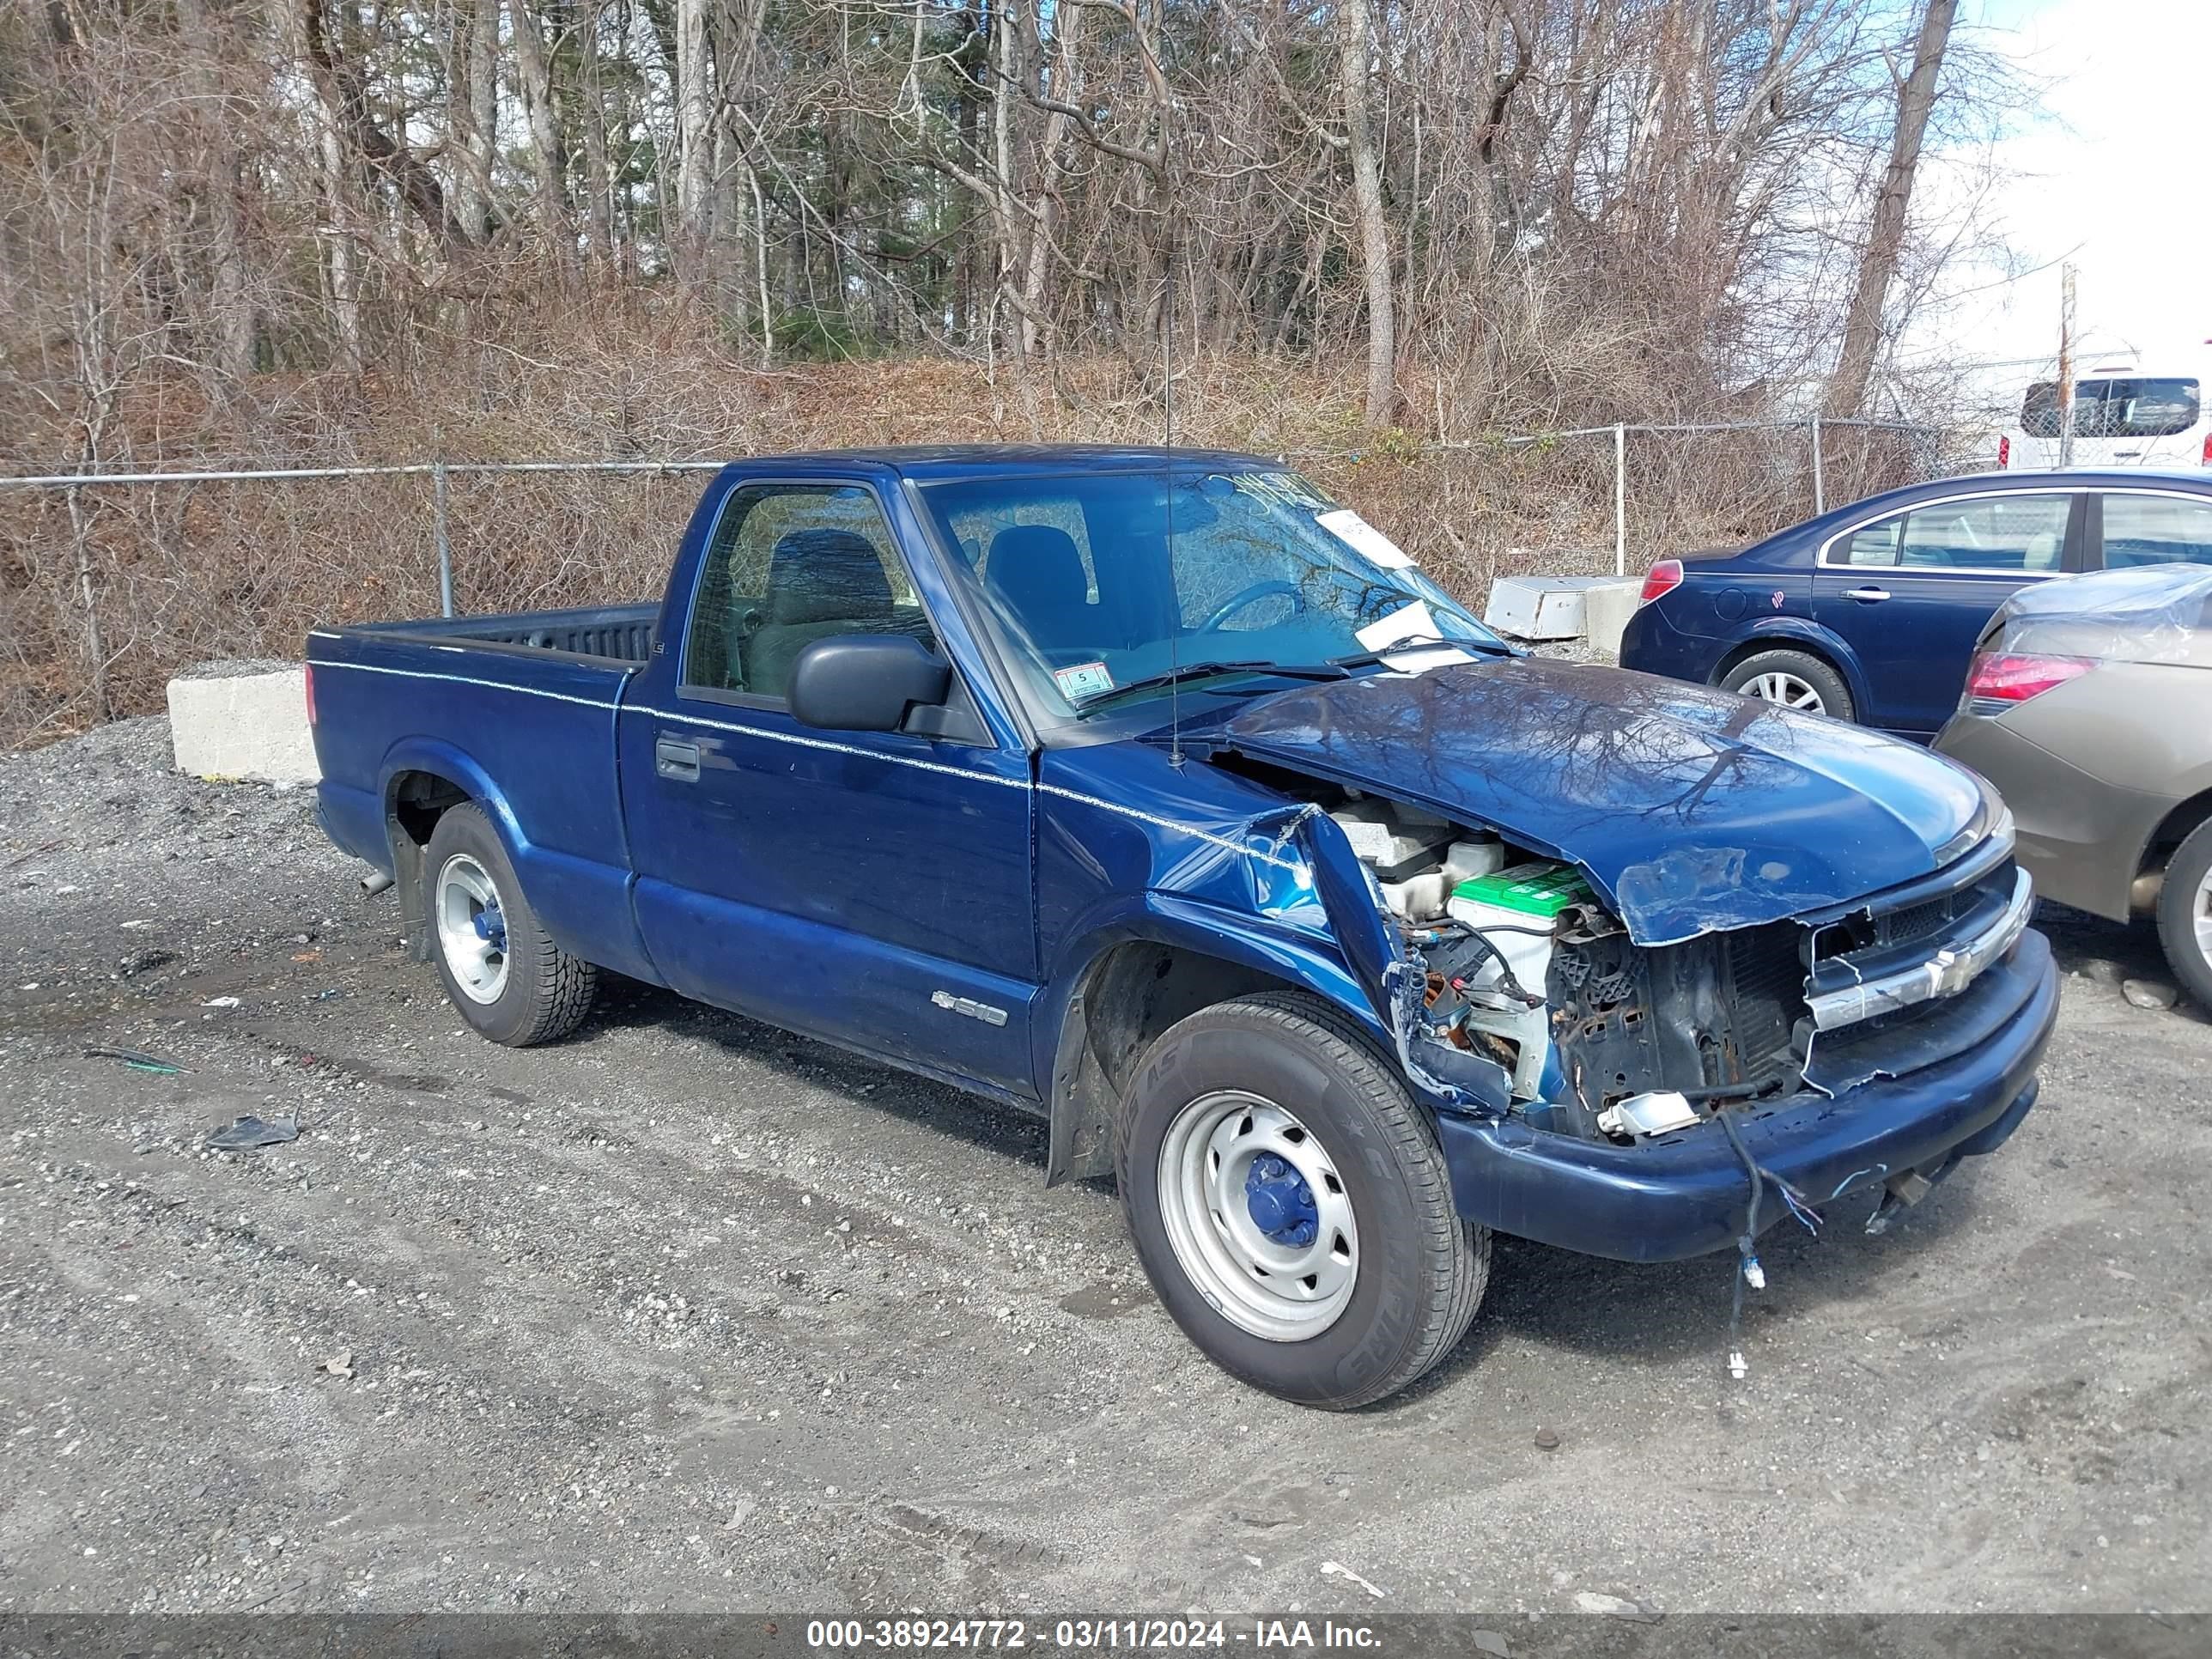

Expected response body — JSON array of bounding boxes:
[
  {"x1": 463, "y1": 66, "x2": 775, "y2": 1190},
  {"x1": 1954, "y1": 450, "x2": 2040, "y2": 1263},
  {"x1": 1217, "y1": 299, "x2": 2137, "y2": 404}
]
[
  {"x1": 768, "y1": 528, "x2": 894, "y2": 626},
  {"x1": 987, "y1": 526, "x2": 1089, "y2": 635}
]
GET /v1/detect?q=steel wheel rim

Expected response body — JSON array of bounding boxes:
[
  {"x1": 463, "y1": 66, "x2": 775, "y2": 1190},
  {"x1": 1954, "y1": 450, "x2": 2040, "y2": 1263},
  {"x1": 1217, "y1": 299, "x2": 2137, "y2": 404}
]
[
  {"x1": 1744, "y1": 670, "x2": 1826, "y2": 714},
  {"x1": 1156, "y1": 1090, "x2": 1358, "y2": 1342},
  {"x1": 434, "y1": 854, "x2": 510, "y2": 1004},
  {"x1": 2193, "y1": 865, "x2": 2212, "y2": 966}
]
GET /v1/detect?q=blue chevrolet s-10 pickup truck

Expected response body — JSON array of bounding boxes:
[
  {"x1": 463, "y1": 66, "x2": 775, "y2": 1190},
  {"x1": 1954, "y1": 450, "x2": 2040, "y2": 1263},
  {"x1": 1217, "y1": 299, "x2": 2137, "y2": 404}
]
[{"x1": 308, "y1": 446, "x2": 2056, "y2": 1407}]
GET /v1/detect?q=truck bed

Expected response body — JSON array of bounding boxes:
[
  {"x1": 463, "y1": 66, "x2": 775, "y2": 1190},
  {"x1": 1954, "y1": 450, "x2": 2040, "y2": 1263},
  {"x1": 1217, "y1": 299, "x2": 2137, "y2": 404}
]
[
  {"x1": 308, "y1": 600, "x2": 659, "y2": 983},
  {"x1": 341, "y1": 602, "x2": 658, "y2": 663}
]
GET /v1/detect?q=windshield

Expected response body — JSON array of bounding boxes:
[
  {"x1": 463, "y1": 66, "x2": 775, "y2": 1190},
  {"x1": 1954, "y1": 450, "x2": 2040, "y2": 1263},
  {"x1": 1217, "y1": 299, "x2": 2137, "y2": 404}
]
[
  {"x1": 2021, "y1": 377, "x2": 2202, "y2": 439},
  {"x1": 917, "y1": 467, "x2": 1504, "y2": 723}
]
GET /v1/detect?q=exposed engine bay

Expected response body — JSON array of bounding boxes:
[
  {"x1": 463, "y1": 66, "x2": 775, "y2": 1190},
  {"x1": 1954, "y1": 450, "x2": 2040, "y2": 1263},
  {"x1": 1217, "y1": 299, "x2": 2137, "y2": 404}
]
[{"x1": 1302, "y1": 785, "x2": 2029, "y2": 1151}]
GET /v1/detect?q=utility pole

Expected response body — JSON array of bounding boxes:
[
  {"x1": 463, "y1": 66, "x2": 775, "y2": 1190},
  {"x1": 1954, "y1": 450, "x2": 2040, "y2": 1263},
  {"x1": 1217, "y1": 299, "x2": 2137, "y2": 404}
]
[{"x1": 2057, "y1": 263, "x2": 2077, "y2": 470}]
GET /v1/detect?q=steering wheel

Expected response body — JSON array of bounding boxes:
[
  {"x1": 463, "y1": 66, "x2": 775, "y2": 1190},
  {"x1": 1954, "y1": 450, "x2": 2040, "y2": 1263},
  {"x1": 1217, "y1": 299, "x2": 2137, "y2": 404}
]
[{"x1": 1200, "y1": 580, "x2": 1304, "y2": 633}]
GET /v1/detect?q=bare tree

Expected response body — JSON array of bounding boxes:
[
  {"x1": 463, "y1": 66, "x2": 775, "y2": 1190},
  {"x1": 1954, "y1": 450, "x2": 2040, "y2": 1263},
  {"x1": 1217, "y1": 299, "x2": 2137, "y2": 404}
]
[
  {"x1": 1827, "y1": 0, "x2": 1958, "y2": 416},
  {"x1": 509, "y1": 1, "x2": 570, "y2": 254},
  {"x1": 675, "y1": 0, "x2": 714, "y2": 243},
  {"x1": 457, "y1": 0, "x2": 501, "y2": 244},
  {"x1": 0, "y1": 0, "x2": 2029, "y2": 736},
  {"x1": 1337, "y1": 0, "x2": 1395, "y2": 426}
]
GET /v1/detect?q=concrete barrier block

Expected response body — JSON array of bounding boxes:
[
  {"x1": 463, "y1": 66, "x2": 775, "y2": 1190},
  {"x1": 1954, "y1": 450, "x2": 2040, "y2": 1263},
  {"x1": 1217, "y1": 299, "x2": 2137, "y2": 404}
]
[
  {"x1": 1485, "y1": 574, "x2": 1620, "y2": 641},
  {"x1": 1580, "y1": 578, "x2": 1647, "y2": 661},
  {"x1": 167, "y1": 660, "x2": 319, "y2": 784}
]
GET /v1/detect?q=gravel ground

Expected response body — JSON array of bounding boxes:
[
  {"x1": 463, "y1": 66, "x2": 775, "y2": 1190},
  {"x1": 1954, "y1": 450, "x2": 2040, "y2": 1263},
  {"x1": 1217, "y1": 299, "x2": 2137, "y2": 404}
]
[{"x1": 3, "y1": 718, "x2": 2209, "y2": 1617}]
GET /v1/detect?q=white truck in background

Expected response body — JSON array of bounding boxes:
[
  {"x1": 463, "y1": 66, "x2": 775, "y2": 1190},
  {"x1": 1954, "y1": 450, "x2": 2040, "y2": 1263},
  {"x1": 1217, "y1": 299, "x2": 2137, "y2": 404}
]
[{"x1": 2001, "y1": 349, "x2": 2211, "y2": 471}]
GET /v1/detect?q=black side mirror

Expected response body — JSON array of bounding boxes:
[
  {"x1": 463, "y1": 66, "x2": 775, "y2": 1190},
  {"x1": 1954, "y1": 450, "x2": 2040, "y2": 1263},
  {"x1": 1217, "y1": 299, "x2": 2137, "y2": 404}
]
[{"x1": 789, "y1": 634, "x2": 953, "y2": 732}]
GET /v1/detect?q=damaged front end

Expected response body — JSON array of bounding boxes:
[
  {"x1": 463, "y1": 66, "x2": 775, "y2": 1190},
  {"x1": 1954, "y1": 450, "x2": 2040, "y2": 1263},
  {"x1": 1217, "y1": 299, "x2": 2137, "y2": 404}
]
[
  {"x1": 1282, "y1": 782, "x2": 2034, "y2": 1179},
  {"x1": 1191, "y1": 663, "x2": 2054, "y2": 1289}
]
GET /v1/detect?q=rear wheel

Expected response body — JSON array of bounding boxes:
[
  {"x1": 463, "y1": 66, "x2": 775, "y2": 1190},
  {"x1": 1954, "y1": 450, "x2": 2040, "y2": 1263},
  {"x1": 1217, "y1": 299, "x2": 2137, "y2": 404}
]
[
  {"x1": 423, "y1": 802, "x2": 598, "y2": 1046},
  {"x1": 2154, "y1": 818, "x2": 2212, "y2": 1008},
  {"x1": 1718, "y1": 647, "x2": 1855, "y2": 721},
  {"x1": 1117, "y1": 993, "x2": 1489, "y2": 1409}
]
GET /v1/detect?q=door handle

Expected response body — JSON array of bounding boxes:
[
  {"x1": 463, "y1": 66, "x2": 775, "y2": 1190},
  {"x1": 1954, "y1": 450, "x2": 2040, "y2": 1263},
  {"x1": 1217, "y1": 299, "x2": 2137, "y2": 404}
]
[
  {"x1": 1842, "y1": 586, "x2": 1891, "y2": 602},
  {"x1": 655, "y1": 735, "x2": 702, "y2": 781}
]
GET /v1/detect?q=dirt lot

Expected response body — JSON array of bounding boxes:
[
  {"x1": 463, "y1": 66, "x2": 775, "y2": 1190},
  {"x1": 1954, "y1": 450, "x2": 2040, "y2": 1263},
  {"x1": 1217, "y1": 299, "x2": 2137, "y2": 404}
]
[{"x1": 3, "y1": 718, "x2": 2208, "y2": 1618}]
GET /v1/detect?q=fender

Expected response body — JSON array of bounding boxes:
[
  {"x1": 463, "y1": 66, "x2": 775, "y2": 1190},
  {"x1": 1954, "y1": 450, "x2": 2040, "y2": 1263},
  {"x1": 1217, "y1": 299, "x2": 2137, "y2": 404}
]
[
  {"x1": 2130, "y1": 763, "x2": 2212, "y2": 885},
  {"x1": 374, "y1": 734, "x2": 659, "y2": 981},
  {"x1": 1037, "y1": 890, "x2": 1386, "y2": 1071},
  {"x1": 1036, "y1": 889, "x2": 1393, "y2": 1186},
  {"x1": 380, "y1": 735, "x2": 525, "y2": 853},
  {"x1": 1719, "y1": 615, "x2": 1874, "y2": 711}
]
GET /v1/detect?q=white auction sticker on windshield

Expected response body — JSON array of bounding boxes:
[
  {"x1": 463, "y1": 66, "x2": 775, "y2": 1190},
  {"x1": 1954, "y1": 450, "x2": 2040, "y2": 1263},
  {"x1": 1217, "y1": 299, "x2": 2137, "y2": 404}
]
[
  {"x1": 1356, "y1": 601, "x2": 1475, "y2": 673},
  {"x1": 1317, "y1": 507, "x2": 1415, "y2": 569},
  {"x1": 1054, "y1": 660, "x2": 1115, "y2": 701}
]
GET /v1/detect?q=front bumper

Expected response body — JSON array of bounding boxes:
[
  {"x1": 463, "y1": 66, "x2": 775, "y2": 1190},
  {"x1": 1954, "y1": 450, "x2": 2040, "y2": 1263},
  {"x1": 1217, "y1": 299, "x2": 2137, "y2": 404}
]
[{"x1": 1434, "y1": 928, "x2": 2057, "y2": 1262}]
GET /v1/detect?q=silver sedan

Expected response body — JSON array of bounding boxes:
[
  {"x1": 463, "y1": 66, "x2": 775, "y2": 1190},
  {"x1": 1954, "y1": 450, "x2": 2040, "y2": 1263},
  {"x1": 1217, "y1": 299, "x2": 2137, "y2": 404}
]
[{"x1": 1936, "y1": 563, "x2": 2212, "y2": 1005}]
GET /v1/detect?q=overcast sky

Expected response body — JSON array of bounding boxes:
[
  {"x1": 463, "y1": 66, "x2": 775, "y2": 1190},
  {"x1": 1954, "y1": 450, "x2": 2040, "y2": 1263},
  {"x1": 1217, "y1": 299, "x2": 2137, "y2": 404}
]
[{"x1": 1902, "y1": 0, "x2": 2211, "y2": 389}]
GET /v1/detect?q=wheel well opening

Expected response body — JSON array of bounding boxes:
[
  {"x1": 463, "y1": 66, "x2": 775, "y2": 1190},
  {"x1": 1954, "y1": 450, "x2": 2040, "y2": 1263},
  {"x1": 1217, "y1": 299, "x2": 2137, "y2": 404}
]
[
  {"x1": 1086, "y1": 943, "x2": 1285, "y2": 1097},
  {"x1": 1714, "y1": 636, "x2": 1840, "y2": 684},
  {"x1": 2141, "y1": 787, "x2": 2212, "y2": 878},
  {"x1": 391, "y1": 770, "x2": 470, "y2": 847},
  {"x1": 1046, "y1": 941, "x2": 1293, "y2": 1185},
  {"x1": 386, "y1": 771, "x2": 471, "y2": 963}
]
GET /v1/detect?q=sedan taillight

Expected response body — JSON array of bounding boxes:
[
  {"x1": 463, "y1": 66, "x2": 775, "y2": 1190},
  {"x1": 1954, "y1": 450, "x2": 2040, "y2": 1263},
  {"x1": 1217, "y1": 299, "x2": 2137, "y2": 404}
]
[
  {"x1": 1638, "y1": 559, "x2": 1684, "y2": 606},
  {"x1": 1996, "y1": 434, "x2": 2010, "y2": 469},
  {"x1": 1964, "y1": 650, "x2": 2093, "y2": 714},
  {"x1": 304, "y1": 663, "x2": 318, "y2": 726}
]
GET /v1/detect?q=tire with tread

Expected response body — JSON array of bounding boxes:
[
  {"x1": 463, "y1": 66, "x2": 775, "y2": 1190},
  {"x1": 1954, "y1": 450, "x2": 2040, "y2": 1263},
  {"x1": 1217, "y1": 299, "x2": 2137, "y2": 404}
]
[
  {"x1": 1116, "y1": 991, "x2": 1489, "y2": 1409},
  {"x1": 423, "y1": 802, "x2": 598, "y2": 1046},
  {"x1": 2154, "y1": 817, "x2": 2212, "y2": 1009},
  {"x1": 1717, "y1": 647, "x2": 1856, "y2": 721}
]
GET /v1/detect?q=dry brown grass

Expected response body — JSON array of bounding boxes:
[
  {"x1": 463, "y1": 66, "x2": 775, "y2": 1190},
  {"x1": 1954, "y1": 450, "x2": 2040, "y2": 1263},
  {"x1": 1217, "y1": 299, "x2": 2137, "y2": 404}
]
[{"x1": 0, "y1": 320, "x2": 1925, "y2": 746}]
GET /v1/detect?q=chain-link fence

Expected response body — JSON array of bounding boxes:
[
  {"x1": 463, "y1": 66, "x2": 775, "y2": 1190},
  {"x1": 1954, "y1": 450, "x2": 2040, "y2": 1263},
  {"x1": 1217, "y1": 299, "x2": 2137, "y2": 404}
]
[{"x1": 0, "y1": 417, "x2": 1946, "y2": 744}]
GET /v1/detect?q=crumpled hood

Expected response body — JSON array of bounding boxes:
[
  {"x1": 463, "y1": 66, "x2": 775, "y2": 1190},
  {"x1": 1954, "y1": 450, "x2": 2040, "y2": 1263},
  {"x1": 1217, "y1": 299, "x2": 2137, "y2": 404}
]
[{"x1": 1218, "y1": 657, "x2": 1988, "y2": 944}]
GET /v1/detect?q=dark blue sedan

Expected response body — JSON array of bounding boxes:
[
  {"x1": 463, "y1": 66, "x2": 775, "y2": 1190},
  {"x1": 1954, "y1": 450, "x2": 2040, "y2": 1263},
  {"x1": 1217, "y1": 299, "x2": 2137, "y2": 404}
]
[{"x1": 1619, "y1": 469, "x2": 2212, "y2": 735}]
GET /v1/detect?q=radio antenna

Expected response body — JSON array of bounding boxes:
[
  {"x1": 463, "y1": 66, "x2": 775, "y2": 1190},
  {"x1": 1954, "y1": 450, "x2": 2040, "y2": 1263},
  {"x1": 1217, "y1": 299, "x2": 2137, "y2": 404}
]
[{"x1": 1163, "y1": 198, "x2": 1182, "y2": 768}]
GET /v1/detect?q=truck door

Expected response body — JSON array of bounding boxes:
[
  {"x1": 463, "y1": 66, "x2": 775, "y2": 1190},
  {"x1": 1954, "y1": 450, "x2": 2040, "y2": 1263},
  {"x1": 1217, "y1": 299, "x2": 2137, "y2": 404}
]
[
  {"x1": 617, "y1": 478, "x2": 1040, "y2": 1096},
  {"x1": 1812, "y1": 489, "x2": 2081, "y2": 734}
]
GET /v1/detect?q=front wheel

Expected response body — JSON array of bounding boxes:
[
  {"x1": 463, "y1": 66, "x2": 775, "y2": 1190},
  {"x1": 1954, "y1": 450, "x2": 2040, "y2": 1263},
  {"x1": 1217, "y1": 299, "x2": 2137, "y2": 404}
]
[
  {"x1": 1117, "y1": 994, "x2": 1489, "y2": 1409},
  {"x1": 423, "y1": 802, "x2": 599, "y2": 1046},
  {"x1": 1718, "y1": 647, "x2": 1856, "y2": 721}
]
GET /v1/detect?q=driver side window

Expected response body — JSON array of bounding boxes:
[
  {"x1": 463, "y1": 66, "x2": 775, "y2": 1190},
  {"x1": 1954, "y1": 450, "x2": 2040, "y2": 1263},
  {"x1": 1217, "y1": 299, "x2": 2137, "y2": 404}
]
[{"x1": 684, "y1": 484, "x2": 936, "y2": 703}]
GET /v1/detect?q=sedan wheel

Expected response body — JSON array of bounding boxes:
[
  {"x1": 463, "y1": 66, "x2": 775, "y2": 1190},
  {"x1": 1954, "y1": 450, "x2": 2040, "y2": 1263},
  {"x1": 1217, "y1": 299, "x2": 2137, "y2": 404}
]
[
  {"x1": 1743, "y1": 670, "x2": 1827, "y2": 714},
  {"x1": 2155, "y1": 817, "x2": 2212, "y2": 1009},
  {"x1": 1718, "y1": 648, "x2": 1856, "y2": 723}
]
